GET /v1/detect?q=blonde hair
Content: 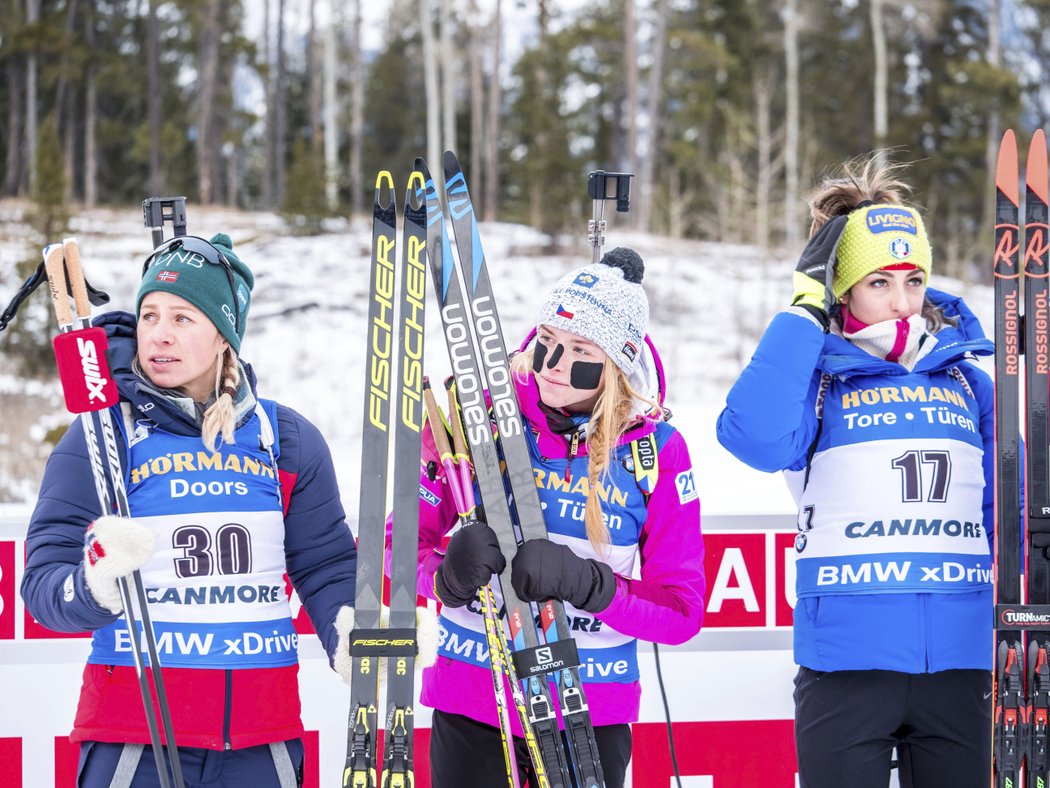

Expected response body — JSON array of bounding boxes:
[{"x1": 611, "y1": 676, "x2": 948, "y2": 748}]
[
  {"x1": 512, "y1": 350, "x2": 656, "y2": 553},
  {"x1": 201, "y1": 347, "x2": 240, "y2": 452}
]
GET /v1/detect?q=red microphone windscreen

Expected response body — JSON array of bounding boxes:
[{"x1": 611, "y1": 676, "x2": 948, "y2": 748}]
[{"x1": 52, "y1": 327, "x2": 118, "y2": 413}]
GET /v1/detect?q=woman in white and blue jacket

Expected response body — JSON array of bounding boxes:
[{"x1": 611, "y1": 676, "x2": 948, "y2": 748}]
[
  {"x1": 22, "y1": 234, "x2": 360, "y2": 786},
  {"x1": 717, "y1": 157, "x2": 994, "y2": 788}
]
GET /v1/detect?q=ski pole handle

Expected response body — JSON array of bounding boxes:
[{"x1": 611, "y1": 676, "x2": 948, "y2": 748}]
[
  {"x1": 423, "y1": 380, "x2": 454, "y2": 460},
  {"x1": 445, "y1": 381, "x2": 477, "y2": 512},
  {"x1": 43, "y1": 245, "x2": 72, "y2": 328},
  {"x1": 62, "y1": 238, "x2": 93, "y2": 320}
]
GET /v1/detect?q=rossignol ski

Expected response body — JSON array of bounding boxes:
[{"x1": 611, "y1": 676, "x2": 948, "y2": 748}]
[
  {"x1": 419, "y1": 152, "x2": 606, "y2": 788},
  {"x1": 345, "y1": 169, "x2": 427, "y2": 788},
  {"x1": 1025, "y1": 129, "x2": 1050, "y2": 788},
  {"x1": 43, "y1": 240, "x2": 186, "y2": 788},
  {"x1": 992, "y1": 128, "x2": 1050, "y2": 788}
]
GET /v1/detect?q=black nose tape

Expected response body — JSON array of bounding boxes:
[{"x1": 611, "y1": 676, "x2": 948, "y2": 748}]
[{"x1": 546, "y1": 343, "x2": 564, "y2": 368}]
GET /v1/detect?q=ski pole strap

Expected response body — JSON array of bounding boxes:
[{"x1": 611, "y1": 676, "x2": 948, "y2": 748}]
[
  {"x1": 511, "y1": 639, "x2": 582, "y2": 679},
  {"x1": 349, "y1": 628, "x2": 418, "y2": 657},
  {"x1": 0, "y1": 259, "x2": 110, "y2": 332}
]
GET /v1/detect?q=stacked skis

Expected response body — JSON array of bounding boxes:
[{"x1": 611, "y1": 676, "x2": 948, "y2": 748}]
[
  {"x1": 993, "y1": 128, "x2": 1050, "y2": 787},
  {"x1": 344, "y1": 170, "x2": 428, "y2": 788},
  {"x1": 419, "y1": 152, "x2": 606, "y2": 788}
]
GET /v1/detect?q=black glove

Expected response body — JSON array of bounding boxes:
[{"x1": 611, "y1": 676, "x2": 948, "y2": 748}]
[
  {"x1": 511, "y1": 539, "x2": 616, "y2": 614},
  {"x1": 435, "y1": 520, "x2": 507, "y2": 608},
  {"x1": 791, "y1": 214, "x2": 849, "y2": 331}
]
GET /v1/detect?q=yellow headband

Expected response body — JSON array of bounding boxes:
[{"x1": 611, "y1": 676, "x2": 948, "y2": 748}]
[{"x1": 833, "y1": 203, "x2": 932, "y2": 298}]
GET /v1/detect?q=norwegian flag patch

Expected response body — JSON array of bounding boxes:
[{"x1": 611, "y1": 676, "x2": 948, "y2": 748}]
[{"x1": 156, "y1": 270, "x2": 180, "y2": 282}]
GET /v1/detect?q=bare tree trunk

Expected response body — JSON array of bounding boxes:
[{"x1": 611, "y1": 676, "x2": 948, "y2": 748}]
[
  {"x1": 469, "y1": 0, "x2": 483, "y2": 212},
  {"x1": 52, "y1": 0, "x2": 80, "y2": 121},
  {"x1": 197, "y1": 0, "x2": 222, "y2": 203},
  {"x1": 440, "y1": 0, "x2": 456, "y2": 156},
  {"x1": 275, "y1": 0, "x2": 288, "y2": 205},
  {"x1": 529, "y1": 0, "x2": 550, "y2": 228},
  {"x1": 63, "y1": 91, "x2": 75, "y2": 203},
  {"x1": 421, "y1": 0, "x2": 441, "y2": 170},
  {"x1": 783, "y1": 0, "x2": 800, "y2": 247},
  {"x1": 636, "y1": 0, "x2": 666, "y2": 233},
  {"x1": 981, "y1": 0, "x2": 1001, "y2": 282},
  {"x1": 262, "y1": 0, "x2": 275, "y2": 208},
  {"x1": 349, "y1": 0, "x2": 364, "y2": 215},
  {"x1": 871, "y1": 0, "x2": 888, "y2": 149},
  {"x1": 307, "y1": 0, "x2": 322, "y2": 154},
  {"x1": 83, "y1": 0, "x2": 96, "y2": 206},
  {"x1": 755, "y1": 69, "x2": 773, "y2": 252},
  {"x1": 623, "y1": 0, "x2": 638, "y2": 175},
  {"x1": 482, "y1": 0, "x2": 501, "y2": 222},
  {"x1": 5, "y1": 57, "x2": 23, "y2": 196},
  {"x1": 147, "y1": 0, "x2": 162, "y2": 195},
  {"x1": 323, "y1": 0, "x2": 339, "y2": 211},
  {"x1": 26, "y1": 0, "x2": 39, "y2": 196}
]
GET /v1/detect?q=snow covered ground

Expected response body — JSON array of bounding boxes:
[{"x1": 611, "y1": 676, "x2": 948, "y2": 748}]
[{"x1": 0, "y1": 198, "x2": 994, "y2": 514}]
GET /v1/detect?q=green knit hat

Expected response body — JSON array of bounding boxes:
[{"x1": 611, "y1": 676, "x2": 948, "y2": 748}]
[{"x1": 137, "y1": 233, "x2": 254, "y2": 352}]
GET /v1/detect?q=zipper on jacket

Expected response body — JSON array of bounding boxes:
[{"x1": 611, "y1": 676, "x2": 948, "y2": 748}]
[
  {"x1": 564, "y1": 431, "x2": 580, "y2": 484},
  {"x1": 223, "y1": 669, "x2": 233, "y2": 750}
]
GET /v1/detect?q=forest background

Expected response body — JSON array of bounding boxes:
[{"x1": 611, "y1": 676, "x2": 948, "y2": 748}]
[{"x1": 0, "y1": 0, "x2": 1036, "y2": 502}]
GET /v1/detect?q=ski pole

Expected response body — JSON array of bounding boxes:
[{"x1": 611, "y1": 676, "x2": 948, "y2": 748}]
[
  {"x1": 44, "y1": 241, "x2": 185, "y2": 788},
  {"x1": 423, "y1": 382, "x2": 521, "y2": 788}
]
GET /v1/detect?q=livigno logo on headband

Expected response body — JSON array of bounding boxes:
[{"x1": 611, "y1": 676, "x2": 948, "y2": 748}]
[{"x1": 865, "y1": 207, "x2": 919, "y2": 235}]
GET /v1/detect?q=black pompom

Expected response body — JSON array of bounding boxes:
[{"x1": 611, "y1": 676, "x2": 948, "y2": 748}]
[{"x1": 600, "y1": 247, "x2": 644, "y2": 284}]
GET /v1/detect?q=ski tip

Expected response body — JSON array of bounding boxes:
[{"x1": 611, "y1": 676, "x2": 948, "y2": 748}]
[
  {"x1": 1028, "y1": 129, "x2": 1049, "y2": 204},
  {"x1": 997, "y1": 129, "x2": 1019, "y2": 205},
  {"x1": 415, "y1": 157, "x2": 432, "y2": 182},
  {"x1": 408, "y1": 170, "x2": 425, "y2": 192},
  {"x1": 375, "y1": 170, "x2": 394, "y2": 191}
]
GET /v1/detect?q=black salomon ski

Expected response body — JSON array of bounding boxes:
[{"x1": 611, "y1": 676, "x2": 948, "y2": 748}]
[
  {"x1": 993, "y1": 129, "x2": 1028, "y2": 787},
  {"x1": 345, "y1": 170, "x2": 427, "y2": 788},
  {"x1": 441, "y1": 151, "x2": 605, "y2": 788},
  {"x1": 417, "y1": 157, "x2": 571, "y2": 788}
]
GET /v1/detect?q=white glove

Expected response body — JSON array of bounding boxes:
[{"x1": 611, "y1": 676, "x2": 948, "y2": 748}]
[
  {"x1": 333, "y1": 605, "x2": 356, "y2": 684},
  {"x1": 332, "y1": 605, "x2": 440, "y2": 685},
  {"x1": 83, "y1": 515, "x2": 156, "y2": 614}
]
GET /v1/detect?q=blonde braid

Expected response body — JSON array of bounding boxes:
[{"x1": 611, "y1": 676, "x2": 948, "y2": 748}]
[{"x1": 201, "y1": 347, "x2": 240, "y2": 452}]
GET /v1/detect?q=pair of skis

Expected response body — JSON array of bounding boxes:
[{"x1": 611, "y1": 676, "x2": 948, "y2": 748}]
[
  {"x1": 42, "y1": 239, "x2": 185, "y2": 788},
  {"x1": 344, "y1": 170, "x2": 428, "y2": 788},
  {"x1": 993, "y1": 128, "x2": 1050, "y2": 787},
  {"x1": 420, "y1": 151, "x2": 606, "y2": 788}
]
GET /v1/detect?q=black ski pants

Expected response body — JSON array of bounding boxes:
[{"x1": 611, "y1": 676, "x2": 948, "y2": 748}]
[
  {"x1": 794, "y1": 667, "x2": 991, "y2": 788},
  {"x1": 429, "y1": 708, "x2": 632, "y2": 788}
]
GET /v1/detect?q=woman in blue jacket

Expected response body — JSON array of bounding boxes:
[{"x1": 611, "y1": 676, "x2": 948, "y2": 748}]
[
  {"x1": 717, "y1": 157, "x2": 994, "y2": 788},
  {"x1": 22, "y1": 234, "x2": 360, "y2": 786}
]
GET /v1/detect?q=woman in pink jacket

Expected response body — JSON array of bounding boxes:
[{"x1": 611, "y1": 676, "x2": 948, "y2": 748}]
[{"x1": 416, "y1": 247, "x2": 706, "y2": 788}]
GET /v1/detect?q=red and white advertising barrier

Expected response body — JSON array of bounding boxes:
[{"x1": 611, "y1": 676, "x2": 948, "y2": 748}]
[{"x1": 0, "y1": 511, "x2": 803, "y2": 787}]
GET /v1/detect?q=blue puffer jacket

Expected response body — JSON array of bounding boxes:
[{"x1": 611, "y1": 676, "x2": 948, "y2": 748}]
[{"x1": 717, "y1": 289, "x2": 995, "y2": 673}]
